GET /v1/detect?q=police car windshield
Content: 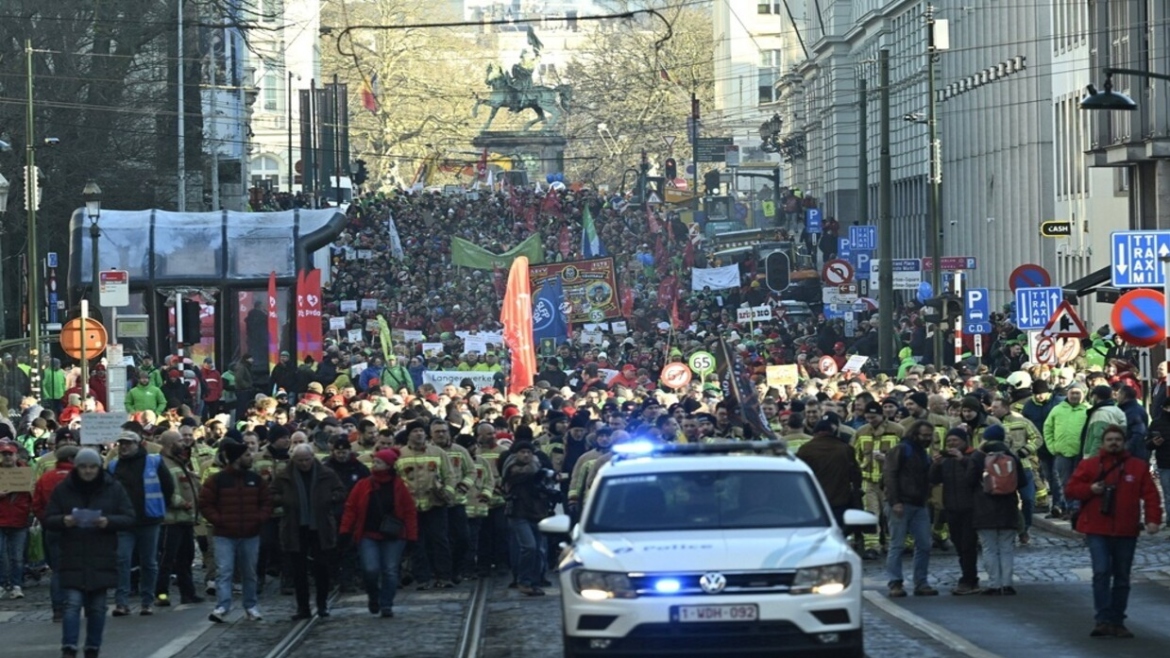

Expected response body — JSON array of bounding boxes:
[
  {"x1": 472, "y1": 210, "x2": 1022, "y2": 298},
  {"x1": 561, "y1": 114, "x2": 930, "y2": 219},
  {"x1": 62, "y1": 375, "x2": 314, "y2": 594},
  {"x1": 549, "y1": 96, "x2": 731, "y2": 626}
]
[{"x1": 586, "y1": 470, "x2": 830, "y2": 533}]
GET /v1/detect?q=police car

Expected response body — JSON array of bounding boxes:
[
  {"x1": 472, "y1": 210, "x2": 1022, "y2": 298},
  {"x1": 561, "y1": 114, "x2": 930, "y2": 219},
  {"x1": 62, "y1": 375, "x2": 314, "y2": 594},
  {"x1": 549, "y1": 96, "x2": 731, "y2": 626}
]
[{"x1": 541, "y1": 441, "x2": 874, "y2": 658}]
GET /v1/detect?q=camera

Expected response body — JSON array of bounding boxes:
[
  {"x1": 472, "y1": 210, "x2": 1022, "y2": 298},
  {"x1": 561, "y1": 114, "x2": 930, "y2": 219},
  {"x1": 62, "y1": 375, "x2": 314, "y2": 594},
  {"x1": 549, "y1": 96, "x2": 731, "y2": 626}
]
[
  {"x1": 1099, "y1": 484, "x2": 1117, "y2": 516},
  {"x1": 538, "y1": 467, "x2": 564, "y2": 503}
]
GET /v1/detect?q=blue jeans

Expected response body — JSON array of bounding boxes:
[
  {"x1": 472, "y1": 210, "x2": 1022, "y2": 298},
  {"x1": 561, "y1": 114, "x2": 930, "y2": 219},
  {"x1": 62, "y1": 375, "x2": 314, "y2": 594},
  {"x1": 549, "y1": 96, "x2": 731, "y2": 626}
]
[
  {"x1": 0, "y1": 527, "x2": 28, "y2": 589},
  {"x1": 214, "y1": 535, "x2": 260, "y2": 612},
  {"x1": 116, "y1": 525, "x2": 160, "y2": 608},
  {"x1": 1159, "y1": 468, "x2": 1170, "y2": 524},
  {"x1": 1086, "y1": 534, "x2": 1137, "y2": 624},
  {"x1": 1053, "y1": 455, "x2": 1080, "y2": 512},
  {"x1": 62, "y1": 587, "x2": 108, "y2": 652},
  {"x1": 1019, "y1": 470, "x2": 1036, "y2": 531},
  {"x1": 885, "y1": 503, "x2": 932, "y2": 588},
  {"x1": 358, "y1": 538, "x2": 407, "y2": 613},
  {"x1": 507, "y1": 517, "x2": 542, "y2": 588}
]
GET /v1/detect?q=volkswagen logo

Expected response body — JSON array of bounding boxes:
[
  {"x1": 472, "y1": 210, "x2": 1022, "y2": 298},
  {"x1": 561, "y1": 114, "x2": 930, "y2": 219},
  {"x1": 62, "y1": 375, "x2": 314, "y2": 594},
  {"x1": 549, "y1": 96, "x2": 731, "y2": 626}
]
[{"x1": 699, "y1": 572, "x2": 727, "y2": 594}]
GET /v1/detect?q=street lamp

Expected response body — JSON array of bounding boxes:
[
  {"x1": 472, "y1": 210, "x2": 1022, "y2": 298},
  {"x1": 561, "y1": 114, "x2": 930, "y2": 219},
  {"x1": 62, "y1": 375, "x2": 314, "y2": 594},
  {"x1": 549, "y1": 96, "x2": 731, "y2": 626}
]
[{"x1": 83, "y1": 180, "x2": 102, "y2": 304}]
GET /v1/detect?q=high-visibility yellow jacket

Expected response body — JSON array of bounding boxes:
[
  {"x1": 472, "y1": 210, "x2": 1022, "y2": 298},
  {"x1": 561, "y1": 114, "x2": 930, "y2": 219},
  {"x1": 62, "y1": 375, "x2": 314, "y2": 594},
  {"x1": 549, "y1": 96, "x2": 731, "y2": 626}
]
[{"x1": 396, "y1": 444, "x2": 456, "y2": 512}]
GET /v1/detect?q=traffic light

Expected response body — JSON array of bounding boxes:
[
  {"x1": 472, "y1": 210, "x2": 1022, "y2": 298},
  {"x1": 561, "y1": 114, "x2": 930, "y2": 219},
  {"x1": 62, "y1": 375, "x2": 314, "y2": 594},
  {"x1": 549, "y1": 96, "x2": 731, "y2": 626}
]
[
  {"x1": 180, "y1": 300, "x2": 202, "y2": 344},
  {"x1": 765, "y1": 251, "x2": 790, "y2": 292},
  {"x1": 352, "y1": 159, "x2": 368, "y2": 186},
  {"x1": 664, "y1": 158, "x2": 677, "y2": 180},
  {"x1": 922, "y1": 294, "x2": 962, "y2": 325},
  {"x1": 704, "y1": 169, "x2": 721, "y2": 195}
]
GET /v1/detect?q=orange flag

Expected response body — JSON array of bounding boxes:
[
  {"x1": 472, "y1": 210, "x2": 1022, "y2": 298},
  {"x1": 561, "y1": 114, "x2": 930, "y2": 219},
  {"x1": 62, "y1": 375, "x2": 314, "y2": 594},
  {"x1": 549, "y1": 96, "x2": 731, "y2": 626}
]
[{"x1": 500, "y1": 256, "x2": 536, "y2": 395}]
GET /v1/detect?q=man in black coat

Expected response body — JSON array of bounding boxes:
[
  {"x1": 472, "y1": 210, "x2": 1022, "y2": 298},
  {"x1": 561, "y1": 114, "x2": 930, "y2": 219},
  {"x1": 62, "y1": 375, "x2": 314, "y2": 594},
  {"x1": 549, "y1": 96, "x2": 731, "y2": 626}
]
[{"x1": 44, "y1": 448, "x2": 136, "y2": 658}]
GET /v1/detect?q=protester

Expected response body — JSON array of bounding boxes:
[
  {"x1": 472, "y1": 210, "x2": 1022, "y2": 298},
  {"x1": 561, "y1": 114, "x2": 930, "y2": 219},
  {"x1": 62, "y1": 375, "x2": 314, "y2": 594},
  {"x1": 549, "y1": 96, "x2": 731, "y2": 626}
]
[
  {"x1": 201, "y1": 440, "x2": 271, "y2": 623},
  {"x1": 929, "y1": 427, "x2": 980, "y2": 595},
  {"x1": 43, "y1": 448, "x2": 135, "y2": 658},
  {"x1": 1065, "y1": 424, "x2": 1162, "y2": 638},
  {"x1": 884, "y1": 420, "x2": 938, "y2": 598},
  {"x1": 33, "y1": 445, "x2": 78, "y2": 620},
  {"x1": 969, "y1": 425, "x2": 1023, "y2": 595},
  {"x1": 502, "y1": 441, "x2": 554, "y2": 596},
  {"x1": 272, "y1": 444, "x2": 346, "y2": 619},
  {"x1": 155, "y1": 431, "x2": 203, "y2": 606},
  {"x1": 0, "y1": 439, "x2": 33, "y2": 599},
  {"x1": 341, "y1": 447, "x2": 418, "y2": 617}
]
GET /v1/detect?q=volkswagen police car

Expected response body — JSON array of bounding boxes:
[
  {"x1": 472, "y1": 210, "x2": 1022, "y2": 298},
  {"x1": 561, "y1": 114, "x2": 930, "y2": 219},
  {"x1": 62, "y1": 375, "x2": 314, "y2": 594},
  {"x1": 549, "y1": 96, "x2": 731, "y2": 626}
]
[{"x1": 541, "y1": 441, "x2": 874, "y2": 657}]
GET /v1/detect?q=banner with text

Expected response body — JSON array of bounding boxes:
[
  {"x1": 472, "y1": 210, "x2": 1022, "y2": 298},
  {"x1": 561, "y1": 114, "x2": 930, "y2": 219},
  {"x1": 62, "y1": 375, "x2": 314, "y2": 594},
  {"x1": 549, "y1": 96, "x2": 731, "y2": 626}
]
[
  {"x1": 529, "y1": 257, "x2": 622, "y2": 323},
  {"x1": 422, "y1": 370, "x2": 497, "y2": 390}
]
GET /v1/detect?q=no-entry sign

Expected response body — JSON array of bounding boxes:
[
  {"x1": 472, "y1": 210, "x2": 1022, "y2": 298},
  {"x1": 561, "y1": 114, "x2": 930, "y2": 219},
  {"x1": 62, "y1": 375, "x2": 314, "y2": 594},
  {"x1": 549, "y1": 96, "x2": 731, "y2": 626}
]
[{"x1": 1111, "y1": 288, "x2": 1165, "y2": 347}]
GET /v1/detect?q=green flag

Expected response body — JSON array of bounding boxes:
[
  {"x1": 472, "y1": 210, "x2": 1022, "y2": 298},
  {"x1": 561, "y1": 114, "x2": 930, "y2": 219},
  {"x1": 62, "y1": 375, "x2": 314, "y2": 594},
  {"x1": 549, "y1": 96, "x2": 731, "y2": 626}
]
[
  {"x1": 376, "y1": 315, "x2": 394, "y2": 364},
  {"x1": 451, "y1": 233, "x2": 544, "y2": 270}
]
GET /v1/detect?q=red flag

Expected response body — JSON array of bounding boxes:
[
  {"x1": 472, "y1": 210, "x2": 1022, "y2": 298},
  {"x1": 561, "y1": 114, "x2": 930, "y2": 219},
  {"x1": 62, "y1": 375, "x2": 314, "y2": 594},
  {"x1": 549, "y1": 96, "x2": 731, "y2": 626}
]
[
  {"x1": 500, "y1": 256, "x2": 536, "y2": 395},
  {"x1": 558, "y1": 224, "x2": 571, "y2": 259},
  {"x1": 621, "y1": 286, "x2": 635, "y2": 318},
  {"x1": 305, "y1": 269, "x2": 324, "y2": 361},
  {"x1": 361, "y1": 73, "x2": 379, "y2": 113},
  {"x1": 295, "y1": 270, "x2": 309, "y2": 362},
  {"x1": 672, "y1": 295, "x2": 683, "y2": 329},
  {"x1": 524, "y1": 205, "x2": 536, "y2": 233},
  {"x1": 267, "y1": 271, "x2": 279, "y2": 373}
]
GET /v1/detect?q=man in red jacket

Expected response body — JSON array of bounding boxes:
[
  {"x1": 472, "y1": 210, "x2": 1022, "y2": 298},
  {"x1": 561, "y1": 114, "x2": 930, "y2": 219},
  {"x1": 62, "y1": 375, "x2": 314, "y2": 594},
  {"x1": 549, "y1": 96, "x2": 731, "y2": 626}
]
[
  {"x1": 201, "y1": 358, "x2": 224, "y2": 420},
  {"x1": 1066, "y1": 424, "x2": 1162, "y2": 639},
  {"x1": 200, "y1": 440, "x2": 271, "y2": 623},
  {"x1": 0, "y1": 440, "x2": 34, "y2": 600}
]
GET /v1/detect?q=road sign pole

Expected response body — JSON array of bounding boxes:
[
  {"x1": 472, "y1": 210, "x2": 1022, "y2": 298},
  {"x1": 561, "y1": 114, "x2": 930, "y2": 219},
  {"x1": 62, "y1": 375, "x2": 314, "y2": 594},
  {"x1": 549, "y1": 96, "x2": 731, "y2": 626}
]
[
  {"x1": 1163, "y1": 255, "x2": 1170, "y2": 350},
  {"x1": 80, "y1": 300, "x2": 89, "y2": 403}
]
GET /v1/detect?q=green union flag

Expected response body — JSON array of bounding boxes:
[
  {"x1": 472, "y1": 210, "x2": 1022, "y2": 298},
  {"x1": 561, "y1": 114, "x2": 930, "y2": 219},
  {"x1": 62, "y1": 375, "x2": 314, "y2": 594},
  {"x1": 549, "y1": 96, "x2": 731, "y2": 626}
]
[{"x1": 451, "y1": 233, "x2": 544, "y2": 270}]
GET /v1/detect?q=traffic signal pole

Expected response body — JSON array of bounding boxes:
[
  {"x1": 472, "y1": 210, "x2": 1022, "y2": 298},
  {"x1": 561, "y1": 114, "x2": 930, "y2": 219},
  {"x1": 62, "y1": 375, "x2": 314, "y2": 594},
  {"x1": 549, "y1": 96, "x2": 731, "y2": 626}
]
[
  {"x1": 691, "y1": 93, "x2": 700, "y2": 199},
  {"x1": 878, "y1": 49, "x2": 894, "y2": 372}
]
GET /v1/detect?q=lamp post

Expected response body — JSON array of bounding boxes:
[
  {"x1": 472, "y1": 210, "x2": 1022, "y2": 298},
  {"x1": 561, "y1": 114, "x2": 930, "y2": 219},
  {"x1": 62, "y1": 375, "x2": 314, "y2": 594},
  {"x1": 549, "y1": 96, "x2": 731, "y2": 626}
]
[
  {"x1": 0, "y1": 172, "x2": 8, "y2": 335},
  {"x1": 1081, "y1": 67, "x2": 1170, "y2": 353},
  {"x1": 83, "y1": 180, "x2": 102, "y2": 305},
  {"x1": 26, "y1": 39, "x2": 43, "y2": 398}
]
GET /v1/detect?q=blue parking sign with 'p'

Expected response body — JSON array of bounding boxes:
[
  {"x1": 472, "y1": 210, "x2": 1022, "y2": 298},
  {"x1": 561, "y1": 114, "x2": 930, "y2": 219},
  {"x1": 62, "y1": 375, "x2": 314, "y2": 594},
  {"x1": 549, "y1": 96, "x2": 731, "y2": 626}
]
[
  {"x1": 806, "y1": 208, "x2": 822, "y2": 234},
  {"x1": 965, "y1": 288, "x2": 989, "y2": 323},
  {"x1": 838, "y1": 237, "x2": 852, "y2": 260},
  {"x1": 851, "y1": 250, "x2": 872, "y2": 279}
]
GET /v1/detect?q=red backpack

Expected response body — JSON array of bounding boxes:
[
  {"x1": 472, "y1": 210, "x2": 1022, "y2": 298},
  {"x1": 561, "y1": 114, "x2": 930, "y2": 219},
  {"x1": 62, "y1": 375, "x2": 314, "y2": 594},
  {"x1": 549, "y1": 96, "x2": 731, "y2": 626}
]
[{"x1": 983, "y1": 452, "x2": 1017, "y2": 495}]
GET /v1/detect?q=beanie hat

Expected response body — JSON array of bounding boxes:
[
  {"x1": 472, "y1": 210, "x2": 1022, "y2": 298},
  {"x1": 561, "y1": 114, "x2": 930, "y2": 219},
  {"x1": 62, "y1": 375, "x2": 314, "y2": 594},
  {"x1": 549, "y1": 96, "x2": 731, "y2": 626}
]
[
  {"x1": 863, "y1": 401, "x2": 883, "y2": 415},
  {"x1": 373, "y1": 448, "x2": 400, "y2": 468},
  {"x1": 221, "y1": 440, "x2": 249, "y2": 464},
  {"x1": 982, "y1": 424, "x2": 1006, "y2": 443},
  {"x1": 959, "y1": 396, "x2": 983, "y2": 413},
  {"x1": 569, "y1": 411, "x2": 591, "y2": 429},
  {"x1": 307, "y1": 382, "x2": 324, "y2": 394},
  {"x1": 1091, "y1": 384, "x2": 1114, "y2": 400},
  {"x1": 813, "y1": 419, "x2": 836, "y2": 434},
  {"x1": 909, "y1": 391, "x2": 929, "y2": 409},
  {"x1": 945, "y1": 426, "x2": 969, "y2": 444},
  {"x1": 1031, "y1": 380, "x2": 1050, "y2": 395},
  {"x1": 512, "y1": 441, "x2": 535, "y2": 453},
  {"x1": 74, "y1": 448, "x2": 103, "y2": 468},
  {"x1": 405, "y1": 419, "x2": 428, "y2": 435}
]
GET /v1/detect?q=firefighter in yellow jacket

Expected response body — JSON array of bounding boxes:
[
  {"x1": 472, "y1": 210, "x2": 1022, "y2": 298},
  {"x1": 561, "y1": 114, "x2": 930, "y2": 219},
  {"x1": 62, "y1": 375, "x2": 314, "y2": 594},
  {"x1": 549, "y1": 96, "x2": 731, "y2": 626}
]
[
  {"x1": 474, "y1": 422, "x2": 508, "y2": 577},
  {"x1": 429, "y1": 419, "x2": 476, "y2": 582},
  {"x1": 568, "y1": 427, "x2": 618, "y2": 516},
  {"x1": 397, "y1": 419, "x2": 458, "y2": 589},
  {"x1": 854, "y1": 401, "x2": 903, "y2": 560}
]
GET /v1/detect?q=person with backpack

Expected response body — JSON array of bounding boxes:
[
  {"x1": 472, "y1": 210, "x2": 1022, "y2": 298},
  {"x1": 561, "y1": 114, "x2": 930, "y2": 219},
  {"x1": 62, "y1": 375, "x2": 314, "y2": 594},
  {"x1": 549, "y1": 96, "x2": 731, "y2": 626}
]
[{"x1": 969, "y1": 425, "x2": 1023, "y2": 595}]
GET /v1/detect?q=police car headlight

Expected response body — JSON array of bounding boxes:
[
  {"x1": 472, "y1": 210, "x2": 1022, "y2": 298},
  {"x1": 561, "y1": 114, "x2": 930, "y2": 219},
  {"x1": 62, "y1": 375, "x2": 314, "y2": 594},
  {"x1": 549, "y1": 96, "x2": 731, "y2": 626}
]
[
  {"x1": 791, "y1": 563, "x2": 850, "y2": 595},
  {"x1": 573, "y1": 570, "x2": 637, "y2": 599}
]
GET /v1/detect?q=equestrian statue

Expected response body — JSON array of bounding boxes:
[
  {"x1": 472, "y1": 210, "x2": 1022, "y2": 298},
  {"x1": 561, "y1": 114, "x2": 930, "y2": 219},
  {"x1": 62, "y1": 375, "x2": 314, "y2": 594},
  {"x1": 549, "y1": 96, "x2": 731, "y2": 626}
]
[{"x1": 473, "y1": 27, "x2": 572, "y2": 131}]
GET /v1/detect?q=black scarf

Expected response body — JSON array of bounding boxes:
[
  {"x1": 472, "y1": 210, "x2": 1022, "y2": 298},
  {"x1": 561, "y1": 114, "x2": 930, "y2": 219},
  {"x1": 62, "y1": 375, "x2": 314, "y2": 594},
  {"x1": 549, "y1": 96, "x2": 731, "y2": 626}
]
[{"x1": 294, "y1": 463, "x2": 318, "y2": 531}]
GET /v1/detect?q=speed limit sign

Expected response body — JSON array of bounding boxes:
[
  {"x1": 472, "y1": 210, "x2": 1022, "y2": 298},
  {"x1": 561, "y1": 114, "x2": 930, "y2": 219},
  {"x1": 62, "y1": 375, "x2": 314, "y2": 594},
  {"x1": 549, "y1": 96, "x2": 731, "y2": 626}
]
[
  {"x1": 688, "y1": 350, "x2": 715, "y2": 377},
  {"x1": 660, "y1": 362, "x2": 693, "y2": 390}
]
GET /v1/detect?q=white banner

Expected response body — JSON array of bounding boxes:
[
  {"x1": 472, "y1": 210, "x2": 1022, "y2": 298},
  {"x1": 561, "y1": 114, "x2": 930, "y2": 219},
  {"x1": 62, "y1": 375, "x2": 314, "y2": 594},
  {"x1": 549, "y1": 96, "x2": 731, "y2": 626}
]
[
  {"x1": 463, "y1": 336, "x2": 488, "y2": 354},
  {"x1": 388, "y1": 212, "x2": 405, "y2": 260},
  {"x1": 691, "y1": 264, "x2": 741, "y2": 291},
  {"x1": 423, "y1": 370, "x2": 496, "y2": 390}
]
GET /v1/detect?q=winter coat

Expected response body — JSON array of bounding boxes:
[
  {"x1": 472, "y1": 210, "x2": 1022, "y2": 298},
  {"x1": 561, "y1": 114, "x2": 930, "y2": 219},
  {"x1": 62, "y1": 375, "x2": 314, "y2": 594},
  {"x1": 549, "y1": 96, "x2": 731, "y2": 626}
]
[
  {"x1": 968, "y1": 442, "x2": 1022, "y2": 530},
  {"x1": 1066, "y1": 449, "x2": 1163, "y2": 536},
  {"x1": 125, "y1": 383, "x2": 167, "y2": 414},
  {"x1": 1147, "y1": 416, "x2": 1170, "y2": 469},
  {"x1": 503, "y1": 457, "x2": 553, "y2": 522},
  {"x1": 201, "y1": 367, "x2": 223, "y2": 403},
  {"x1": 109, "y1": 446, "x2": 175, "y2": 525},
  {"x1": 929, "y1": 448, "x2": 977, "y2": 512},
  {"x1": 0, "y1": 463, "x2": 33, "y2": 528},
  {"x1": 1080, "y1": 401, "x2": 1127, "y2": 458},
  {"x1": 42, "y1": 367, "x2": 66, "y2": 401},
  {"x1": 161, "y1": 453, "x2": 200, "y2": 525},
  {"x1": 1118, "y1": 399, "x2": 1149, "y2": 460},
  {"x1": 271, "y1": 462, "x2": 346, "y2": 552},
  {"x1": 796, "y1": 433, "x2": 862, "y2": 508},
  {"x1": 32, "y1": 462, "x2": 72, "y2": 520},
  {"x1": 883, "y1": 439, "x2": 932, "y2": 507},
  {"x1": 1043, "y1": 400, "x2": 1089, "y2": 458},
  {"x1": 199, "y1": 465, "x2": 272, "y2": 538},
  {"x1": 1021, "y1": 394, "x2": 1062, "y2": 433},
  {"x1": 339, "y1": 473, "x2": 419, "y2": 543},
  {"x1": 324, "y1": 456, "x2": 371, "y2": 494},
  {"x1": 43, "y1": 470, "x2": 136, "y2": 591}
]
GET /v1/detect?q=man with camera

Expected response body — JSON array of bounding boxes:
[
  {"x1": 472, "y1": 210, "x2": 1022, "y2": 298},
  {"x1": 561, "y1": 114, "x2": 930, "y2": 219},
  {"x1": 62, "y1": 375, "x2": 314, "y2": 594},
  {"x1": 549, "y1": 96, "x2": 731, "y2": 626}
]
[
  {"x1": 502, "y1": 441, "x2": 558, "y2": 596},
  {"x1": 1065, "y1": 424, "x2": 1162, "y2": 639}
]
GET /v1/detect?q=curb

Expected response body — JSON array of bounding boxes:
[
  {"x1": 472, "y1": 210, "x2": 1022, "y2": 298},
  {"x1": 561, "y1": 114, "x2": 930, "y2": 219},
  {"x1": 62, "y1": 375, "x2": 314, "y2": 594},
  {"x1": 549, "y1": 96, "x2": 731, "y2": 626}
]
[
  {"x1": 863, "y1": 590, "x2": 1004, "y2": 658},
  {"x1": 1029, "y1": 513, "x2": 1083, "y2": 541}
]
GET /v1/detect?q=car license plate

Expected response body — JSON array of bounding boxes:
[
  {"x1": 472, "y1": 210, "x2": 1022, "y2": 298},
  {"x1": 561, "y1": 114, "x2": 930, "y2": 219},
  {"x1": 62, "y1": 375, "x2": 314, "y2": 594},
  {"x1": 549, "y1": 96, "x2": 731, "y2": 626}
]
[{"x1": 674, "y1": 604, "x2": 759, "y2": 623}]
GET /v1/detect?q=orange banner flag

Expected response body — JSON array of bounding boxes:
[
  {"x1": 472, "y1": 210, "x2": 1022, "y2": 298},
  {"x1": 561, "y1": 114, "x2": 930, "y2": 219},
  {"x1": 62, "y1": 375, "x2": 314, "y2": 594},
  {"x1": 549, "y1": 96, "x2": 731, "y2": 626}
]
[{"x1": 500, "y1": 256, "x2": 536, "y2": 395}]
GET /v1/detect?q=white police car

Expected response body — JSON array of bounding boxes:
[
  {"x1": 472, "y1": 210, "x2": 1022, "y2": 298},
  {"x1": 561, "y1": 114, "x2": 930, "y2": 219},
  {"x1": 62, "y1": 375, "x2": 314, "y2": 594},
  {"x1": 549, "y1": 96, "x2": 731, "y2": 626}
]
[{"x1": 541, "y1": 441, "x2": 875, "y2": 658}]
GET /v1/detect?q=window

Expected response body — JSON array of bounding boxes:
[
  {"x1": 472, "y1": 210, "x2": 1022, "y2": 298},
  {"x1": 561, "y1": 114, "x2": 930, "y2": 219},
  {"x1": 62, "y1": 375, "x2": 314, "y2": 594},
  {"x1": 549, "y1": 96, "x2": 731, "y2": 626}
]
[
  {"x1": 759, "y1": 50, "x2": 782, "y2": 105},
  {"x1": 262, "y1": 71, "x2": 282, "y2": 112},
  {"x1": 758, "y1": 2, "x2": 782, "y2": 14},
  {"x1": 587, "y1": 471, "x2": 830, "y2": 533}
]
